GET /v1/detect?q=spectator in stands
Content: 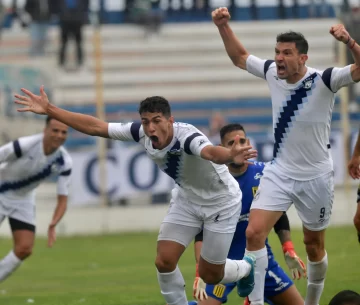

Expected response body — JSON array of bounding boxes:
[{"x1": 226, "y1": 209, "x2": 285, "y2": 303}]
[
  {"x1": 0, "y1": 2, "x2": 4, "y2": 41},
  {"x1": 127, "y1": 0, "x2": 164, "y2": 39},
  {"x1": 308, "y1": 0, "x2": 329, "y2": 18},
  {"x1": 25, "y1": 0, "x2": 54, "y2": 57},
  {"x1": 54, "y1": 0, "x2": 89, "y2": 70},
  {"x1": 328, "y1": 290, "x2": 360, "y2": 305}
]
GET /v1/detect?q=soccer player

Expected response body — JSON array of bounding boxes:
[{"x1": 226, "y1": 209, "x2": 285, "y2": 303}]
[
  {"x1": 189, "y1": 123, "x2": 305, "y2": 305},
  {"x1": 212, "y1": 7, "x2": 360, "y2": 305},
  {"x1": 348, "y1": 130, "x2": 360, "y2": 242},
  {"x1": 14, "y1": 89, "x2": 258, "y2": 305},
  {"x1": 0, "y1": 116, "x2": 72, "y2": 282}
]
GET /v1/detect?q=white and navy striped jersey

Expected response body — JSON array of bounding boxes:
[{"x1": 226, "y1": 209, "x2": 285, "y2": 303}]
[
  {"x1": 108, "y1": 122, "x2": 240, "y2": 205},
  {"x1": 246, "y1": 55, "x2": 354, "y2": 180},
  {"x1": 0, "y1": 134, "x2": 72, "y2": 203}
]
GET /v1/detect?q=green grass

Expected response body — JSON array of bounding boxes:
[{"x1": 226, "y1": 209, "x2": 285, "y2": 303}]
[{"x1": 0, "y1": 226, "x2": 358, "y2": 305}]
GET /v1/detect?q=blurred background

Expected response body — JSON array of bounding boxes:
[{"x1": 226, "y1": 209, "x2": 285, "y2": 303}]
[{"x1": 0, "y1": 0, "x2": 359, "y2": 237}]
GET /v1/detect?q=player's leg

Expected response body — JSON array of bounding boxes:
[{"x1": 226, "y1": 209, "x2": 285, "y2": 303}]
[
  {"x1": 245, "y1": 171, "x2": 292, "y2": 305},
  {"x1": 156, "y1": 194, "x2": 202, "y2": 305},
  {"x1": 0, "y1": 217, "x2": 35, "y2": 282},
  {"x1": 264, "y1": 263, "x2": 303, "y2": 305},
  {"x1": 293, "y1": 171, "x2": 334, "y2": 305},
  {"x1": 354, "y1": 186, "x2": 360, "y2": 242},
  {"x1": 200, "y1": 197, "x2": 253, "y2": 288},
  {"x1": 266, "y1": 286, "x2": 304, "y2": 305}
]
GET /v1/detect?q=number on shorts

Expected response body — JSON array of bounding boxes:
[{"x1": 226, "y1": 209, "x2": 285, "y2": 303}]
[
  {"x1": 268, "y1": 270, "x2": 282, "y2": 284},
  {"x1": 320, "y1": 207, "x2": 325, "y2": 219}
]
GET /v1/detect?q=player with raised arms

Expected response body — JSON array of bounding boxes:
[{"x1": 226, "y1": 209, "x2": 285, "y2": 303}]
[
  {"x1": 212, "y1": 6, "x2": 360, "y2": 305},
  {"x1": 14, "y1": 90, "x2": 258, "y2": 305}
]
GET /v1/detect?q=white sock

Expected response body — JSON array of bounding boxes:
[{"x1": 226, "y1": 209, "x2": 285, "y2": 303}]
[
  {"x1": 157, "y1": 266, "x2": 188, "y2": 305},
  {"x1": 305, "y1": 252, "x2": 328, "y2": 305},
  {"x1": 246, "y1": 247, "x2": 268, "y2": 305},
  {"x1": 220, "y1": 258, "x2": 252, "y2": 283},
  {"x1": 0, "y1": 250, "x2": 22, "y2": 282}
]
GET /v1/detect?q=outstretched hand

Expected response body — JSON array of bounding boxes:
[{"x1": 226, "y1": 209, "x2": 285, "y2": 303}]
[
  {"x1": 14, "y1": 85, "x2": 50, "y2": 115},
  {"x1": 330, "y1": 24, "x2": 351, "y2": 44},
  {"x1": 230, "y1": 136, "x2": 257, "y2": 164},
  {"x1": 212, "y1": 7, "x2": 231, "y2": 27}
]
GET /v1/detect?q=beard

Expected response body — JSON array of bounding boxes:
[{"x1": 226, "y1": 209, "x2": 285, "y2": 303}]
[{"x1": 229, "y1": 162, "x2": 244, "y2": 169}]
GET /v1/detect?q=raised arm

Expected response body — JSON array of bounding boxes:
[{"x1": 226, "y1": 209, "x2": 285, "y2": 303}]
[
  {"x1": 274, "y1": 213, "x2": 306, "y2": 280},
  {"x1": 212, "y1": 7, "x2": 250, "y2": 70},
  {"x1": 15, "y1": 86, "x2": 109, "y2": 138},
  {"x1": 330, "y1": 24, "x2": 360, "y2": 82}
]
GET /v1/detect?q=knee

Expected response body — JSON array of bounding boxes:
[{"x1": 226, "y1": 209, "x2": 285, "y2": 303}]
[
  {"x1": 155, "y1": 254, "x2": 177, "y2": 273},
  {"x1": 14, "y1": 244, "x2": 33, "y2": 260},
  {"x1": 246, "y1": 224, "x2": 267, "y2": 247},
  {"x1": 199, "y1": 267, "x2": 223, "y2": 285},
  {"x1": 303, "y1": 235, "x2": 324, "y2": 261}
]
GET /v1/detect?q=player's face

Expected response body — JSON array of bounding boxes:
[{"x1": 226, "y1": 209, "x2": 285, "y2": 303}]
[
  {"x1": 141, "y1": 112, "x2": 174, "y2": 149},
  {"x1": 43, "y1": 119, "x2": 68, "y2": 152},
  {"x1": 275, "y1": 42, "x2": 308, "y2": 80},
  {"x1": 222, "y1": 129, "x2": 247, "y2": 169}
]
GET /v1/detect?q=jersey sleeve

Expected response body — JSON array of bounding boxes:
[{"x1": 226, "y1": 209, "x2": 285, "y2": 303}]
[
  {"x1": 321, "y1": 65, "x2": 354, "y2": 92},
  {"x1": 246, "y1": 55, "x2": 275, "y2": 80},
  {"x1": 183, "y1": 130, "x2": 213, "y2": 157},
  {"x1": 0, "y1": 135, "x2": 38, "y2": 163},
  {"x1": 108, "y1": 122, "x2": 144, "y2": 142},
  {"x1": 57, "y1": 153, "x2": 73, "y2": 196}
]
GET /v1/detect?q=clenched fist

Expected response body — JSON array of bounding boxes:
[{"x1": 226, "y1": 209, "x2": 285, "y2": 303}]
[
  {"x1": 330, "y1": 24, "x2": 351, "y2": 44},
  {"x1": 212, "y1": 7, "x2": 231, "y2": 27}
]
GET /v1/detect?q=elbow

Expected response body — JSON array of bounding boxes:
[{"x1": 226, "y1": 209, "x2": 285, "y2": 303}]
[{"x1": 231, "y1": 53, "x2": 249, "y2": 70}]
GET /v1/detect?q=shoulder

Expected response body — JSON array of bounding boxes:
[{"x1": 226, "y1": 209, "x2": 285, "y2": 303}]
[
  {"x1": 59, "y1": 146, "x2": 73, "y2": 168},
  {"x1": 250, "y1": 161, "x2": 266, "y2": 173},
  {"x1": 175, "y1": 122, "x2": 205, "y2": 140},
  {"x1": 17, "y1": 133, "x2": 43, "y2": 152}
]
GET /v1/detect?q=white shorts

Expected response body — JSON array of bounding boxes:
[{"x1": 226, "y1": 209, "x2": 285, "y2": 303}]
[
  {"x1": 0, "y1": 200, "x2": 35, "y2": 226},
  {"x1": 158, "y1": 189, "x2": 242, "y2": 264},
  {"x1": 251, "y1": 169, "x2": 334, "y2": 231}
]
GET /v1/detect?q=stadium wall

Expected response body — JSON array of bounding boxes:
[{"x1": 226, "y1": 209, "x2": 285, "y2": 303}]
[{"x1": 0, "y1": 185, "x2": 357, "y2": 237}]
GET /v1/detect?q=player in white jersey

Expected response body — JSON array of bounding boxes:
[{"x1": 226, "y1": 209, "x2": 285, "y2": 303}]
[
  {"x1": 348, "y1": 130, "x2": 360, "y2": 242},
  {"x1": 212, "y1": 7, "x2": 360, "y2": 305},
  {"x1": 0, "y1": 116, "x2": 72, "y2": 282},
  {"x1": 14, "y1": 90, "x2": 258, "y2": 305}
]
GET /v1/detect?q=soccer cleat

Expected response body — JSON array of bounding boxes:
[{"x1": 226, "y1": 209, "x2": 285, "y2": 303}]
[{"x1": 237, "y1": 254, "x2": 256, "y2": 297}]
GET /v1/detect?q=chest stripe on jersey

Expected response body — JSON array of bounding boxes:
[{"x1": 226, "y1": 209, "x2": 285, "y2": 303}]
[
  {"x1": 184, "y1": 132, "x2": 202, "y2": 155},
  {"x1": 13, "y1": 140, "x2": 22, "y2": 158},
  {"x1": 130, "y1": 122, "x2": 141, "y2": 142},
  {"x1": 273, "y1": 73, "x2": 317, "y2": 159},
  {"x1": 264, "y1": 60, "x2": 275, "y2": 79},
  {"x1": 0, "y1": 156, "x2": 64, "y2": 193},
  {"x1": 164, "y1": 140, "x2": 181, "y2": 184}
]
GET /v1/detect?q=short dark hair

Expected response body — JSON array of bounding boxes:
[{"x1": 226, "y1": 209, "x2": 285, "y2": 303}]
[
  {"x1": 45, "y1": 116, "x2": 53, "y2": 126},
  {"x1": 138, "y1": 96, "x2": 171, "y2": 117},
  {"x1": 329, "y1": 290, "x2": 360, "y2": 305},
  {"x1": 276, "y1": 31, "x2": 309, "y2": 54},
  {"x1": 220, "y1": 123, "x2": 246, "y2": 141}
]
